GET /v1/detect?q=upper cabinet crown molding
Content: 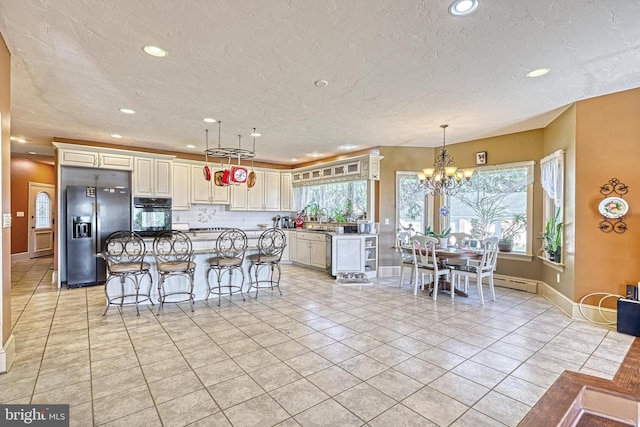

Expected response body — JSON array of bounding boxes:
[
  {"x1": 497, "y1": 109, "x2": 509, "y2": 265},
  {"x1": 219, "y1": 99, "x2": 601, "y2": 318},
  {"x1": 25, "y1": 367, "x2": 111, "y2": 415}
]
[
  {"x1": 292, "y1": 154, "x2": 384, "y2": 185},
  {"x1": 53, "y1": 142, "x2": 175, "y2": 171}
]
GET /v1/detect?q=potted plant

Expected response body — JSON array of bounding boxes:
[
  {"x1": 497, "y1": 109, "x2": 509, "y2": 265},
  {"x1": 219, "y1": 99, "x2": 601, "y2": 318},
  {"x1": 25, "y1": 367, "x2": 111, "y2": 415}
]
[
  {"x1": 425, "y1": 226, "x2": 451, "y2": 248},
  {"x1": 541, "y1": 208, "x2": 563, "y2": 262},
  {"x1": 498, "y1": 213, "x2": 527, "y2": 252}
]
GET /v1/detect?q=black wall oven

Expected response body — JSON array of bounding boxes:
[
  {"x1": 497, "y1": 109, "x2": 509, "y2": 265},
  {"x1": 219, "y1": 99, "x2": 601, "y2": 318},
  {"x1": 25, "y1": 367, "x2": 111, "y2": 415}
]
[{"x1": 133, "y1": 197, "x2": 172, "y2": 236}]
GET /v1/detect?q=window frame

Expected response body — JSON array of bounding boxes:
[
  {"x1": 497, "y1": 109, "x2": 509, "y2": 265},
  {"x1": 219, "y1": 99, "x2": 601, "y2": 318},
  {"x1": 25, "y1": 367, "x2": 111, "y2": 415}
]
[
  {"x1": 446, "y1": 161, "x2": 535, "y2": 260},
  {"x1": 395, "y1": 171, "x2": 433, "y2": 236}
]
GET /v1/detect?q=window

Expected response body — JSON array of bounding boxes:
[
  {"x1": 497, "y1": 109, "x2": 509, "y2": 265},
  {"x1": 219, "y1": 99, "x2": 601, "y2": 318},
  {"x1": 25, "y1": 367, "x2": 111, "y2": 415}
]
[
  {"x1": 293, "y1": 180, "x2": 367, "y2": 221},
  {"x1": 447, "y1": 161, "x2": 534, "y2": 254},
  {"x1": 540, "y1": 150, "x2": 564, "y2": 261},
  {"x1": 396, "y1": 172, "x2": 433, "y2": 235},
  {"x1": 35, "y1": 192, "x2": 51, "y2": 228}
]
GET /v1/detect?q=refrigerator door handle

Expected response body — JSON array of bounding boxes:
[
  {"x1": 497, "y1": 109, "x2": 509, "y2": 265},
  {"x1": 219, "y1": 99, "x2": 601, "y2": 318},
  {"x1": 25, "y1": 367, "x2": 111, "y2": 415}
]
[{"x1": 95, "y1": 203, "x2": 101, "y2": 253}]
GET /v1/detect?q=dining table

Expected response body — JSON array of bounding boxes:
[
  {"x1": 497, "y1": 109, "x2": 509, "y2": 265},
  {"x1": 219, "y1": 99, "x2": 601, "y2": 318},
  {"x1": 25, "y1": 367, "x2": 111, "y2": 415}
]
[{"x1": 398, "y1": 245, "x2": 483, "y2": 297}]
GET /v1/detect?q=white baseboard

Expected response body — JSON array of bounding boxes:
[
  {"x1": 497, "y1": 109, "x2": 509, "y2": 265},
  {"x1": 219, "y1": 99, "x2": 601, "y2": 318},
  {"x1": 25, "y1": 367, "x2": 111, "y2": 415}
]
[
  {"x1": 0, "y1": 334, "x2": 16, "y2": 373},
  {"x1": 538, "y1": 281, "x2": 617, "y2": 326},
  {"x1": 52, "y1": 270, "x2": 59, "y2": 286},
  {"x1": 378, "y1": 266, "x2": 401, "y2": 277},
  {"x1": 10, "y1": 252, "x2": 31, "y2": 261}
]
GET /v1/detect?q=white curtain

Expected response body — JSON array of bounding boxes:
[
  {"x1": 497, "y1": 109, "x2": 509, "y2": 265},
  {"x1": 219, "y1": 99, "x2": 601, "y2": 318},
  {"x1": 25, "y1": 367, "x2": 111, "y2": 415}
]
[{"x1": 540, "y1": 150, "x2": 564, "y2": 208}]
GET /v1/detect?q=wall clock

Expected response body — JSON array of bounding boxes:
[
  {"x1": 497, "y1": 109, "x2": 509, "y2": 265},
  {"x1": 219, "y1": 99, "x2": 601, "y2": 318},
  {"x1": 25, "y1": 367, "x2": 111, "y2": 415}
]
[{"x1": 231, "y1": 166, "x2": 248, "y2": 183}]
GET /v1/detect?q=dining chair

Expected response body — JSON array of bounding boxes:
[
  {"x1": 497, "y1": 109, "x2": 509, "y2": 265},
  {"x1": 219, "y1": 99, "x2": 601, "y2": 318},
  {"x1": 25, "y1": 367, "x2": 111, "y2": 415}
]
[
  {"x1": 397, "y1": 230, "x2": 416, "y2": 289},
  {"x1": 205, "y1": 228, "x2": 248, "y2": 306},
  {"x1": 448, "y1": 232, "x2": 473, "y2": 288},
  {"x1": 411, "y1": 235, "x2": 451, "y2": 300},
  {"x1": 450, "y1": 236, "x2": 499, "y2": 305}
]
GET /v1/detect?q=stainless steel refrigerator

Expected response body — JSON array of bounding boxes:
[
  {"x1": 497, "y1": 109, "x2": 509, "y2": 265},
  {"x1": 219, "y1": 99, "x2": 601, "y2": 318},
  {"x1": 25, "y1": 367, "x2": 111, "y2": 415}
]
[{"x1": 66, "y1": 186, "x2": 131, "y2": 287}]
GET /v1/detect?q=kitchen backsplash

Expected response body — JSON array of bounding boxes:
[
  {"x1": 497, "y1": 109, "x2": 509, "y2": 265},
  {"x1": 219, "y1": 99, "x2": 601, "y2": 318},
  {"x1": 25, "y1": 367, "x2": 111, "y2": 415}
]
[{"x1": 172, "y1": 204, "x2": 295, "y2": 229}]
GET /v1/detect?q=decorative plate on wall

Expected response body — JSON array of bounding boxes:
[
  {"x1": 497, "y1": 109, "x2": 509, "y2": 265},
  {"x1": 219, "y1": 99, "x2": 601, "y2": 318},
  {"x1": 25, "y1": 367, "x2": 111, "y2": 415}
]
[{"x1": 598, "y1": 197, "x2": 629, "y2": 219}]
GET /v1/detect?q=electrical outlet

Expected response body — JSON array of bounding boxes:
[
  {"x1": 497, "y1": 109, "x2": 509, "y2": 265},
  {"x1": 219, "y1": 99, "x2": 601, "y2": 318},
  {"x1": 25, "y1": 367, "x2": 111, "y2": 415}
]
[
  {"x1": 556, "y1": 273, "x2": 561, "y2": 283},
  {"x1": 384, "y1": 218, "x2": 389, "y2": 225}
]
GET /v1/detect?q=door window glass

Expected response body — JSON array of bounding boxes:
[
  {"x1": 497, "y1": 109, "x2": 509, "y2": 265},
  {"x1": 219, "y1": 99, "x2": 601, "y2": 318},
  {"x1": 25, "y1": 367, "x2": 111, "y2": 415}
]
[{"x1": 35, "y1": 192, "x2": 51, "y2": 228}]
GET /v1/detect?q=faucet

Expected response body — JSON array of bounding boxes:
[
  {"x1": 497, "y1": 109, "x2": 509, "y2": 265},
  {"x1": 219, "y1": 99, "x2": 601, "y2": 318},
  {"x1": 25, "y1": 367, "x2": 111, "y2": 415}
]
[{"x1": 318, "y1": 208, "x2": 329, "y2": 226}]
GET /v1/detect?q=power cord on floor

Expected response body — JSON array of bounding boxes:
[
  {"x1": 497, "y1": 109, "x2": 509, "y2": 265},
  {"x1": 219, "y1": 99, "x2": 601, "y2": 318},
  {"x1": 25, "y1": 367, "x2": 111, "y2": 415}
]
[{"x1": 578, "y1": 292, "x2": 624, "y2": 326}]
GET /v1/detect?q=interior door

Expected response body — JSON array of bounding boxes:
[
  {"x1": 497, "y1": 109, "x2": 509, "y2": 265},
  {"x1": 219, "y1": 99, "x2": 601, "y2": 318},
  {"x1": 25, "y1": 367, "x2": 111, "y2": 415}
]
[{"x1": 28, "y1": 182, "x2": 56, "y2": 258}]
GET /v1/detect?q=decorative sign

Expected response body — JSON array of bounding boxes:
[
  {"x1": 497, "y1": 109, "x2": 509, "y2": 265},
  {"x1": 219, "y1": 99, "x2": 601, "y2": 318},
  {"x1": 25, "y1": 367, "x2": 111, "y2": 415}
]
[{"x1": 598, "y1": 178, "x2": 629, "y2": 233}]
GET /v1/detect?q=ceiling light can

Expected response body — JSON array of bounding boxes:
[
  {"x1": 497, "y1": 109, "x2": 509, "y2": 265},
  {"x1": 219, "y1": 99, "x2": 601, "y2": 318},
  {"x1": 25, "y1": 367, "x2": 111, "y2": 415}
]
[
  {"x1": 119, "y1": 108, "x2": 136, "y2": 114},
  {"x1": 203, "y1": 117, "x2": 217, "y2": 123},
  {"x1": 449, "y1": 0, "x2": 479, "y2": 16},
  {"x1": 314, "y1": 80, "x2": 329, "y2": 87},
  {"x1": 526, "y1": 68, "x2": 550, "y2": 78},
  {"x1": 110, "y1": 134, "x2": 123, "y2": 139},
  {"x1": 142, "y1": 45, "x2": 168, "y2": 57}
]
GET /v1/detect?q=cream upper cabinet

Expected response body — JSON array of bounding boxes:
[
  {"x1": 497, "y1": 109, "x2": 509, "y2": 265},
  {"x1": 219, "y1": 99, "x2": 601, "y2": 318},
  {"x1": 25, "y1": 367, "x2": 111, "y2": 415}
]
[
  {"x1": 172, "y1": 161, "x2": 191, "y2": 210},
  {"x1": 231, "y1": 169, "x2": 280, "y2": 211},
  {"x1": 280, "y1": 172, "x2": 293, "y2": 212},
  {"x1": 190, "y1": 164, "x2": 230, "y2": 204},
  {"x1": 55, "y1": 144, "x2": 133, "y2": 171},
  {"x1": 133, "y1": 156, "x2": 172, "y2": 197}
]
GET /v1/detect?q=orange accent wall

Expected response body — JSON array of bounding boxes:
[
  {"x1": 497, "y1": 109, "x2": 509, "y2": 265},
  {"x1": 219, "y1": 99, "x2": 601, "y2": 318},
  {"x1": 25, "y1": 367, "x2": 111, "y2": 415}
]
[
  {"x1": 575, "y1": 88, "x2": 640, "y2": 302},
  {"x1": 10, "y1": 157, "x2": 55, "y2": 254}
]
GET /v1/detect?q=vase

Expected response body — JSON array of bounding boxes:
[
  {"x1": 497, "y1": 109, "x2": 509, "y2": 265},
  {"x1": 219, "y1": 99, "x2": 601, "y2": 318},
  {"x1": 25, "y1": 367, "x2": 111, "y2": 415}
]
[
  {"x1": 498, "y1": 239, "x2": 513, "y2": 252},
  {"x1": 554, "y1": 248, "x2": 562, "y2": 263},
  {"x1": 439, "y1": 238, "x2": 449, "y2": 249}
]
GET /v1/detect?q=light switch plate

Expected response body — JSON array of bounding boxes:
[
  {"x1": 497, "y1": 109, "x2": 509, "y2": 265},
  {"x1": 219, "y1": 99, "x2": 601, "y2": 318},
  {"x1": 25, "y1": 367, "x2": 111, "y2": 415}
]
[{"x1": 3, "y1": 213, "x2": 12, "y2": 228}]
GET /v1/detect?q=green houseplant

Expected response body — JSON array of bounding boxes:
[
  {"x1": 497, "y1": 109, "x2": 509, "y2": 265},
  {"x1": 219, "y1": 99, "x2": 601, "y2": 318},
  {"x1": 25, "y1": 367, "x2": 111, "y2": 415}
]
[
  {"x1": 542, "y1": 207, "x2": 563, "y2": 262},
  {"x1": 425, "y1": 226, "x2": 451, "y2": 247},
  {"x1": 498, "y1": 213, "x2": 527, "y2": 252}
]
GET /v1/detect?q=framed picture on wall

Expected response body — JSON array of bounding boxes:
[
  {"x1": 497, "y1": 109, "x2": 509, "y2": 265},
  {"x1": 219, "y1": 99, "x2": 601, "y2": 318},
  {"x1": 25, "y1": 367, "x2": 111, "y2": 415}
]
[{"x1": 476, "y1": 151, "x2": 487, "y2": 165}]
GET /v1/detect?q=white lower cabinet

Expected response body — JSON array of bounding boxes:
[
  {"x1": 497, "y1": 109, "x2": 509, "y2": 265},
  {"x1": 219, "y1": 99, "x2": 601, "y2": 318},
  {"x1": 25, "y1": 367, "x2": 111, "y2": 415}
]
[
  {"x1": 291, "y1": 231, "x2": 326, "y2": 270},
  {"x1": 330, "y1": 234, "x2": 378, "y2": 277}
]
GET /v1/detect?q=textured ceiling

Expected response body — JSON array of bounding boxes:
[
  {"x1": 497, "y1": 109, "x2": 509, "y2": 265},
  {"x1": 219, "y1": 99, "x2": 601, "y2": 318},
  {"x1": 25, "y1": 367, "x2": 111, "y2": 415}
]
[{"x1": 2, "y1": 1, "x2": 640, "y2": 164}]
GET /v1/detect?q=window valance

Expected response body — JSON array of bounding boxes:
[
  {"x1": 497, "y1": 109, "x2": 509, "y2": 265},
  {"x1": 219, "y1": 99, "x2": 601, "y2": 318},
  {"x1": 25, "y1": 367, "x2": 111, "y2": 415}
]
[{"x1": 540, "y1": 150, "x2": 564, "y2": 208}]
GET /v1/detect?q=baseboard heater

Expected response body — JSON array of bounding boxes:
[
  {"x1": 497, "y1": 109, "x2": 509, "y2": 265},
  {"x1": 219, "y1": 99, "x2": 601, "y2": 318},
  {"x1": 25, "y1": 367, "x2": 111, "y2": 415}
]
[{"x1": 492, "y1": 274, "x2": 538, "y2": 293}]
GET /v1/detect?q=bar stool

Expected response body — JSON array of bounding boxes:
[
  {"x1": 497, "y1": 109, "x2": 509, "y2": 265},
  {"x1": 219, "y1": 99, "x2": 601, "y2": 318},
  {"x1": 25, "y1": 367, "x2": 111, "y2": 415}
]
[
  {"x1": 153, "y1": 230, "x2": 196, "y2": 314},
  {"x1": 103, "y1": 231, "x2": 153, "y2": 316},
  {"x1": 247, "y1": 228, "x2": 286, "y2": 298},
  {"x1": 205, "y1": 228, "x2": 248, "y2": 305}
]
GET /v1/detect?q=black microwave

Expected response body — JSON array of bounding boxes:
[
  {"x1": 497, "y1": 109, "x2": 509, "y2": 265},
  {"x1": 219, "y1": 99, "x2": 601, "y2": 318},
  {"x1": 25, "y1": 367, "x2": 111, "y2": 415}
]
[{"x1": 132, "y1": 197, "x2": 172, "y2": 236}]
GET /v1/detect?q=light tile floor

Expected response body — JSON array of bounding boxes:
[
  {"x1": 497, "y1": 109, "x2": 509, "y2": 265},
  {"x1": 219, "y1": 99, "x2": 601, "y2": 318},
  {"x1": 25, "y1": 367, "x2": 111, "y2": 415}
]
[{"x1": 2, "y1": 257, "x2": 634, "y2": 426}]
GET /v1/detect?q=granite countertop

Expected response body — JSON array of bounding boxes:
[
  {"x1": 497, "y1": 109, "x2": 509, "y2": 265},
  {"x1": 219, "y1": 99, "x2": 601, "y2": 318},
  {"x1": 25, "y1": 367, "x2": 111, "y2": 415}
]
[{"x1": 519, "y1": 337, "x2": 640, "y2": 426}]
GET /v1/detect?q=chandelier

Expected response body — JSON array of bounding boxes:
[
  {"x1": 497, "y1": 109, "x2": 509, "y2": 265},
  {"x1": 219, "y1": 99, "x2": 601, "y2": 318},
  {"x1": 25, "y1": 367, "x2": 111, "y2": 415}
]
[{"x1": 417, "y1": 124, "x2": 474, "y2": 196}]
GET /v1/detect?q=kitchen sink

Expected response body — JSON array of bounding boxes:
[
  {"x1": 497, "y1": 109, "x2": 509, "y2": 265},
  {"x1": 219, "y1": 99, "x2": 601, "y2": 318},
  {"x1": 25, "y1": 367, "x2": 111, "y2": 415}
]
[{"x1": 559, "y1": 386, "x2": 640, "y2": 426}]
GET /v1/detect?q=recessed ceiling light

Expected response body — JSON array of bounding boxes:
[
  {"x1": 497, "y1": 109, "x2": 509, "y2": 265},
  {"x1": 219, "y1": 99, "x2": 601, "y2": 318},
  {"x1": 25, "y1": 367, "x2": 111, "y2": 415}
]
[
  {"x1": 448, "y1": 0, "x2": 479, "y2": 16},
  {"x1": 110, "y1": 134, "x2": 123, "y2": 139},
  {"x1": 28, "y1": 151, "x2": 36, "y2": 155},
  {"x1": 10, "y1": 136, "x2": 27, "y2": 143},
  {"x1": 142, "y1": 45, "x2": 168, "y2": 58},
  {"x1": 250, "y1": 132, "x2": 261, "y2": 137},
  {"x1": 119, "y1": 108, "x2": 136, "y2": 114},
  {"x1": 308, "y1": 152, "x2": 321, "y2": 158},
  {"x1": 186, "y1": 144, "x2": 196, "y2": 148},
  {"x1": 291, "y1": 158, "x2": 298, "y2": 162},
  {"x1": 203, "y1": 117, "x2": 217, "y2": 123},
  {"x1": 526, "y1": 68, "x2": 550, "y2": 78},
  {"x1": 339, "y1": 144, "x2": 356, "y2": 150},
  {"x1": 314, "y1": 80, "x2": 329, "y2": 87}
]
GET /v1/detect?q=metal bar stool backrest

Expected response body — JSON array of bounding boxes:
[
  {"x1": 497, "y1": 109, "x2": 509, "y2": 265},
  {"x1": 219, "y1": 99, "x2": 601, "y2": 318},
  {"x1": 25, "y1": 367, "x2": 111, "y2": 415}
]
[
  {"x1": 104, "y1": 231, "x2": 147, "y2": 271},
  {"x1": 256, "y1": 228, "x2": 287, "y2": 261},
  {"x1": 153, "y1": 230, "x2": 194, "y2": 265},
  {"x1": 215, "y1": 228, "x2": 248, "y2": 262}
]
